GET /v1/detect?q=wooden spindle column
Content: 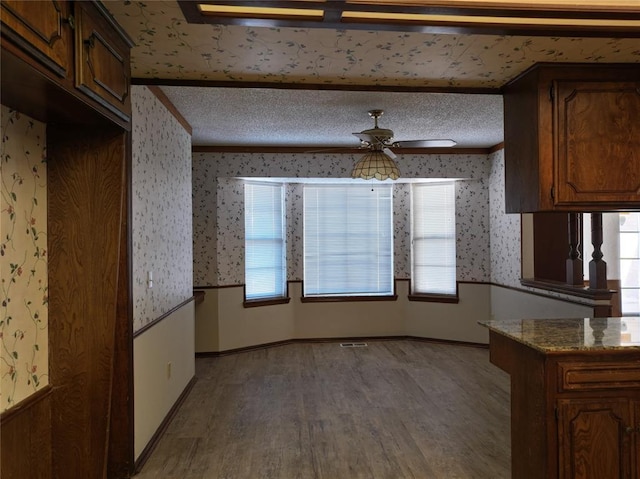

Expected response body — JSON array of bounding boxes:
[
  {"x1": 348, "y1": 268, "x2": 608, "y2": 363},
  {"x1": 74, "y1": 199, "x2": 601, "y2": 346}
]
[
  {"x1": 566, "y1": 213, "x2": 583, "y2": 286},
  {"x1": 588, "y1": 212, "x2": 608, "y2": 290}
]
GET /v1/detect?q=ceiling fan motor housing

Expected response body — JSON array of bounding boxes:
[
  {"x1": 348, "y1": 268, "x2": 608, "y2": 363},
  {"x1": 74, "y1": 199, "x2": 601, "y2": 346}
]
[{"x1": 361, "y1": 127, "x2": 395, "y2": 145}]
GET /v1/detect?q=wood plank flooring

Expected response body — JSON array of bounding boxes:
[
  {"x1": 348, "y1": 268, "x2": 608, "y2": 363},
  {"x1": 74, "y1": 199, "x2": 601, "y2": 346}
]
[{"x1": 135, "y1": 340, "x2": 510, "y2": 479}]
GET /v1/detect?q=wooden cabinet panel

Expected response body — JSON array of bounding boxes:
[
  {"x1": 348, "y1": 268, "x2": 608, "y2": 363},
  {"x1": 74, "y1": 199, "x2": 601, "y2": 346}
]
[
  {"x1": 0, "y1": 0, "x2": 71, "y2": 77},
  {"x1": 74, "y1": 1, "x2": 131, "y2": 121},
  {"x1": 503, "y1": 63, "x2": 640, "y2": 213},
  {"x1": 555, "y1": 81, "x2": 640, "y2": 207},
  {"x1": 559, "y1": 361, "x2": 640, "y2": 392},
  {"x1": 635, "y1": 402, "x2": 640, "y2": 479},
  {"x1": 558, "y1": 398, "x2": 632, "y2": 479}
]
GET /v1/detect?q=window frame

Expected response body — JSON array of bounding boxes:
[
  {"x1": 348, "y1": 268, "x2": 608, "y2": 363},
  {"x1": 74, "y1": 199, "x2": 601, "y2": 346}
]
[
  {"x1": 409, "y1": 181, "x2": 458, "y2": 302},
  {"x1": 302, "y1": 183, "x2": 396, "y2": 301},
  {"x1": 243, "y1": 181, "x2": 289, "y2": 307}
]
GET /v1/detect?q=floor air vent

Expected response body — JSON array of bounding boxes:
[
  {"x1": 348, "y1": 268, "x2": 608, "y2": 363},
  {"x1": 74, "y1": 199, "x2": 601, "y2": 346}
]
[{"x1": 340, "y1": 342, "x2": 368, "y2": 348}]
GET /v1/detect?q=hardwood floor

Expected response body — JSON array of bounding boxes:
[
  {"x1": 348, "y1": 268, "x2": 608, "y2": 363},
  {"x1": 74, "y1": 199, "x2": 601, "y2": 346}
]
[{"x1": 135, "y1": 340, "x2": 510, "y2": 479}]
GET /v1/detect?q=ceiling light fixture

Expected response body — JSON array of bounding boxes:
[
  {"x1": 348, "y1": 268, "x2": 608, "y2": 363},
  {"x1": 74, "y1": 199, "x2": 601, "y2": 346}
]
[
  {"x1": 183, "y1": 1, "x2": 640, "y2": 37},
  {"x1": 351, "y1": 149, "x2": 401, "y2": 181},
  {"x1": 198, "y1": 4, "x2": 324, "y2": 21}
]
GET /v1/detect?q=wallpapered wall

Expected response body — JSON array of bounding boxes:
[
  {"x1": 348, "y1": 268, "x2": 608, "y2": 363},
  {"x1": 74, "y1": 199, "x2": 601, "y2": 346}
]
[
  {"x1": 193, "y1": 152, "x2": 491, "y2": 287},
  {"x1": 132, "y1": 86, "x2": 193, "y2": 333},
  {"x1": 0, "y1": 106, "x2": 48, "y2": 412},
  {"x1": 488, "y1": 148, "x2": 522, "y2": 287}
]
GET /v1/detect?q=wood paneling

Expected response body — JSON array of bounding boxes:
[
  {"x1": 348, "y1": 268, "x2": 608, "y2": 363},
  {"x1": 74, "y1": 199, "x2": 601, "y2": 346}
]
[
  {"x1": 0, "y1": 386, "x2": 52, "y2": 479},
  {"x1": 107, "y1": 130, "x2": 134, "y2": 478},
  {"x1": 2, "y1": 3, "x2": 134, "y2": 477},
  {"x1": 533, "y1": 212, "x2": 570, "y2": 283},
  {"x1": 48, "y1": 125, "x2": 126, "y2": 479}
]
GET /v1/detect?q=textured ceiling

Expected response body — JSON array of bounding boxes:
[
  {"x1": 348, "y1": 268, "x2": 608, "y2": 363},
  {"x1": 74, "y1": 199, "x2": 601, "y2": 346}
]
[
  {"x1": 160, "y1": 86, "x2": 504, "y2": 147},
  {"x1": 105, "y1": 1, "x2": 640, "y2": 148}
]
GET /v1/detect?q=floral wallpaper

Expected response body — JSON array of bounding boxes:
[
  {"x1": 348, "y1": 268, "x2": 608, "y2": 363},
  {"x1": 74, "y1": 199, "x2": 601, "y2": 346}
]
[
  {"x1": 192, "y1": 152, "x2": 491, "y2": 287},
  {"x1": 131, "y1": 86, "x2": 193, "y2": 333},
  {"x1": 0, "y1": 106, "x2": 48, "y2": 412},
  {"x1": 488, "y1": 148, "x2": 522, "y2": 288},
  {"x1": 105, "y1": 0, "x2": 640, "y2": 88}
]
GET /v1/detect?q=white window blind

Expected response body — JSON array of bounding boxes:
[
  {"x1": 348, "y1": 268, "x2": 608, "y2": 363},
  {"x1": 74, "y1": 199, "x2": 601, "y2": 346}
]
[
  {"x1": 411, "y1": 182, "x2": 456, "y2": 295},
  {"x1": 244, "y1": 183, "x2": 286, "y2": 300},
  {"x1": 303, "y1": 184, "x2": 394, "y2": 297},
  {"x1": 620, "y1": 212, "x2": 640, "y2": 315}
]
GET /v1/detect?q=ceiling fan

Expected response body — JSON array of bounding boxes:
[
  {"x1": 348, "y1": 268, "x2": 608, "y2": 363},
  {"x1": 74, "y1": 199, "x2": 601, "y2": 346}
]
[{"x1": 353, "y1": 109, "x2": 456, "y2": 159}]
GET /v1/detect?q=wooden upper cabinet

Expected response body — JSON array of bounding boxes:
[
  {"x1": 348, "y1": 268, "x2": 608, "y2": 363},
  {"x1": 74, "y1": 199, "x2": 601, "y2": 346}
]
[
  {"x1": 555, "y1": 81, "x2": 640, "y2": 207},
  {"x1": 503, "y1": 63, "x2": 640, "y2": 213},
  {"x1": 0, "y1": 0, "x2": 72, "y2": 77},
  {"x1": 1, "y1": 1, "x2": 133, "y2": 127},
  {"x1": 74, "y1": 1, "x2": 132, "y2": 121}
]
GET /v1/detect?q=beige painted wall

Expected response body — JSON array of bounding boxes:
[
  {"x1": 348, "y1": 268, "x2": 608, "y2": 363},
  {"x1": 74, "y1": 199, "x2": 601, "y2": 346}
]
[
  {"x1": 134, "y1": 302, "x2": 195, "y2": 459},
  {"x1": 195, "y1": 289, "x2": 219, "y2": 352},
  {"x1": 405, "y1": 283, "x2": 491, "y2": 343},
  {"x1": 490, "y1": 284, "x2": 594, "y2": 321},
  {"x1": 194, "y1": 281, "x2": 600, "y2": 352},
  {"x1": 217, "y1": 286, "x2": 296, "y2": 351},
  {"x1": 195, "y1": 281, "x2": 497, "y2": 352}
]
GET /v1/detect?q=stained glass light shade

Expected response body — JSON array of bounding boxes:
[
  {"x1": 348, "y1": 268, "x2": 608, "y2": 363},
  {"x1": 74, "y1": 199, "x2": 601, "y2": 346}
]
[{"x1": 351, "y1": 150, "x2": 400, "y2": 180}]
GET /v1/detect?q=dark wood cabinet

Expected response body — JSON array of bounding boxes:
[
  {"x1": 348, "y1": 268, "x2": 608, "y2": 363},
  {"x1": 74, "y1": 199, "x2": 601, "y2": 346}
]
[
  {"x1": 1, "y1": 1, "x2": 134, "y2": 478},
  {"x1": 487, "y1": 325, "x2": 640, "y2": 479},
  {"x1": 0, "y1": 0, "x2": 72, "y2": 77},
  {"x1": 557, "y1": 398, "x2": 633, "y2": 479},
  {"x1": 503, "y1": 63, "x2": 640, "y2": 213},
  {"x1": 1, "y1": 0, "x2": 133, "y2": 126},
  {"x1": 74, "y1": 1, "x2": 131, "y2": 121}
]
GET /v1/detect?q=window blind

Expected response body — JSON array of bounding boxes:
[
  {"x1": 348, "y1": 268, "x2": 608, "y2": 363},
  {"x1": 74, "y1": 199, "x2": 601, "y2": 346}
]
[
  {"x1": 303, "y1": 184, "x2": 394, "y2": 297},
  {"x1": 411, "y1": 182, "x2": 456, "y2": 295},
  {"x1": 244, "y1": 182, "x2": 286, "y2": 300}
]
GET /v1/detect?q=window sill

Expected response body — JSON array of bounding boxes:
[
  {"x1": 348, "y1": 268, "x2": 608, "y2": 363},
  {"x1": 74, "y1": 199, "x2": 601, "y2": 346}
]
[
  {"x1": 408, "y1": 293, "x2": 459, "y2": 304},
  {"x1": 243, "y1": 297, "x2": 291, "y2": 308},
  {"x1": 301, "y1": 295, "x2": 398, "y2": 303}
]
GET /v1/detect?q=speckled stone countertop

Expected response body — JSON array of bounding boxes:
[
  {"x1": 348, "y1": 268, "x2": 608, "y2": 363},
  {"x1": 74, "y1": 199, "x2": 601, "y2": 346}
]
[{"x1": 479, "y1": 317, "x2": 640, "y2": 353}]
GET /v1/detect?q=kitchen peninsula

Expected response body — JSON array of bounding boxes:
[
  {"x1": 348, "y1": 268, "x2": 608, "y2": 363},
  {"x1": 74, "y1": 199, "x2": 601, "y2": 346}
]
[{"x1": 481, "y1": 317, "x2": 640, "y2": 479}]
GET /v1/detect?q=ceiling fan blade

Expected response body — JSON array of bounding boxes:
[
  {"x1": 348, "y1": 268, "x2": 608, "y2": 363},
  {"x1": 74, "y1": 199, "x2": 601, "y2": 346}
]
[
  {"x1": 383, "y1": 147, "x2": 397, "y2": 159},
  {"x1": 394, "y1": 139, "x2": 457, "y2": 148}
]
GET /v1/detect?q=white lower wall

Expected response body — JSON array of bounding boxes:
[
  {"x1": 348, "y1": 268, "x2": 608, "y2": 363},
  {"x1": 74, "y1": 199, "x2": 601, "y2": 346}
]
[
  {"x1": 195, "y1": 281, "x2": 597, "y2": 352},
  {"x1": 217, "y1": 286, "x2": 296, "y2": 351},
  {"x1": 195, "y1": 290, "x2": 219, "y2": 353},
  {"x1": 405, "y1": 283, "x2": 492, "y2": 343},
  {"x1": 490, "y1": 284, "x2": 594, "y2": 321},
  {"x1": 292, "y1": 282, "x2": 408, "y2": 339},
  {"x1": 134, "y1": 301, "x2": 195, "y2": 460}
]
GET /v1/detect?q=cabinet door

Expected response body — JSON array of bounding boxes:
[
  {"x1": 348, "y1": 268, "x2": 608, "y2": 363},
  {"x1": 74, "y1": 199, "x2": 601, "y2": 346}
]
[
  {"x1": 74, "y1": 1, "x2": 131, "y2": 121},
  {"x1": 558, "y1": 398, "x2": 633, "y2": 479},
  {"x1": 554, "y1": 80, "x2": 640, "y2": 208},
  {"x1": 635, "y1": 401, "x2": 640, "y2": 479},
  {"x1": 0, "y1": 0, "x2": 71, "y2": 77}
]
